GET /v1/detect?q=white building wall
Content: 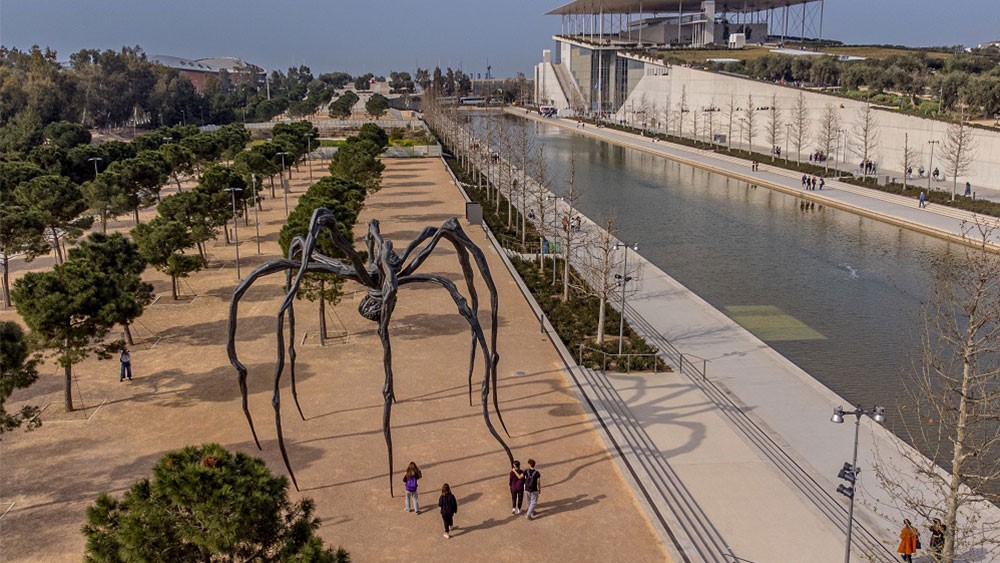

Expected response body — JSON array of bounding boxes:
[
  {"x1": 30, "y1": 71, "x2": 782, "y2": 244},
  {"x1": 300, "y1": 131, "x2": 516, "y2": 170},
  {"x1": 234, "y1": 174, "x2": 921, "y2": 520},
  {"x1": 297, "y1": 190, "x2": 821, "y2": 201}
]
[
  {"x1": 617, "y1": 65, "x2": 1000, "y2": 190},
  {"x1": 534, "y1": 61, "x2": 571, "y2": 109}
]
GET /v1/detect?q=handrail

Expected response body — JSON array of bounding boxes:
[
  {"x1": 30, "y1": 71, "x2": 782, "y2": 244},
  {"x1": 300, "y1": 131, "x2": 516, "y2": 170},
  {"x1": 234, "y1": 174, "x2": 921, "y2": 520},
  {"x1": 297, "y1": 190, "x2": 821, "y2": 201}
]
[{"x1": 578, "y1": 344, "x2": 666, "y2": 374}]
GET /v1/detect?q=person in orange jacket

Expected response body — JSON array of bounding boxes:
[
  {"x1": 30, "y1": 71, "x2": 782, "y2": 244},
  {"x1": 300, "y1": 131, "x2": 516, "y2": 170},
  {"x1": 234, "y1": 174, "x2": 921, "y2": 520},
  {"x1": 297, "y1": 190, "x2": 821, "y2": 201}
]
[{"x1": 898, "y1": 519, "x2": 920, "y2": 562}]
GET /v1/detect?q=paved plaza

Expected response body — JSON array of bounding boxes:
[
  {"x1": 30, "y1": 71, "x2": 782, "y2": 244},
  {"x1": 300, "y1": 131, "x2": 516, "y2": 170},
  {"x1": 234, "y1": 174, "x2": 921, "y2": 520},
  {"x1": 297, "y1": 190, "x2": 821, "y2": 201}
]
[{"x1": 0, "y1": 158, "x2": 668, "y2": 562}]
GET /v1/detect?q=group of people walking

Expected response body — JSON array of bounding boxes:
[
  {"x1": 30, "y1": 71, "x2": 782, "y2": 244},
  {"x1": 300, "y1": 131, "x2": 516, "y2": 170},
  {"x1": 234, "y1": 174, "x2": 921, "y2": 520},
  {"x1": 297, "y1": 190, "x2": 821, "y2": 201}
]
[
  {"x1": 898, "y1": 518, "x2": 947, "y2": 562},
  {"x1": 400, "y1": 458, "x2": 542, "y2": 540},
  {"x1": 801, "y1": 174, "x2": 824, "y2": 190}
]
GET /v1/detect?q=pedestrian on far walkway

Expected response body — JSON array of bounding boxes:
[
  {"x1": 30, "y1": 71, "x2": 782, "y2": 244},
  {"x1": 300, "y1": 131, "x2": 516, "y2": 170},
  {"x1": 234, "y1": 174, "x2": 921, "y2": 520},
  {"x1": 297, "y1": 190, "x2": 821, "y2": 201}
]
[
  {"x1": 898, "y1": 519, "x2": 920, "y2": 563},
  {"x1": 965, "y1": 181, "x2": 972, "y2": 197},
  {"x1": 119, "y1": 348, "x2": 133, "y2": 382},
  {"x1": 438, "y1": 483, "x2": 458, "y2": 539},
  {"x1": 523, "y1": 459, "x2": 542, "y2": 520},
  {"x1": 919, "y1": 191, "x2": 926, "y2": 208},
  {"x1": 509, "y1": 460, "x2": 526, "y2": 515},
  {"x1": 929, "y1": 518, "x2": 946, "y2": 558},
  {"x1": 819, "y1": 178, "x2": 825, "y2": 190},
  {"x1": 403, "y1": 461, "x2": 422, "y2": 514}
]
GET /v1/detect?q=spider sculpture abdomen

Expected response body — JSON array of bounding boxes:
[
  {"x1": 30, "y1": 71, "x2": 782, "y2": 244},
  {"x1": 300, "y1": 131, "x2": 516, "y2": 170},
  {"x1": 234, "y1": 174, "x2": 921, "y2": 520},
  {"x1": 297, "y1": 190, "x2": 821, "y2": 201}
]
[{"x1": 359, "y1": 292, "x2": 383, "y2": 322}]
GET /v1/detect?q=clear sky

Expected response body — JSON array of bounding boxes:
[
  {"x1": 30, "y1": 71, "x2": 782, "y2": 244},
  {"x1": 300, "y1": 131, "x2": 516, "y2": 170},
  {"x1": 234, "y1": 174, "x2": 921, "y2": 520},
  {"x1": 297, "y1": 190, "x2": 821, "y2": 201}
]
[{"x1": 1, "y1": 0, "x2": 998, "y2": 77}]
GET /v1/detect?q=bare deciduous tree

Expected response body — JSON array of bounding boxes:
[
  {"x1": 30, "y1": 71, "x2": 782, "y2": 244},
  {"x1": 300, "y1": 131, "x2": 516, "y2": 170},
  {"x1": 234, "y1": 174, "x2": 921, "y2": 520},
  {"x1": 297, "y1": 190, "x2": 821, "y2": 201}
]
[
  {"x1": 876, "y1": 222, "x2": 1000, "y2": 563},
  {"x1": 766, "y1": 94, "x2": 783, "y2": 161},
  {"x1": 817, "y1": 103, "x2": 841, "y2": 174},
  {"x1": 559, "y1": 156, "x2": 582, "y2": 302},
  {"x1": 851, "y1": 101, "x2": 879, "y2": 177},
  {"x1": 743, "y1": 93, "x2": 758, "y2": 153},
  {"x1": 940, "y1": 113, "x2": 977, "y2": 201},
  {"x1": 725, "y1": 93, "x2": 737, "y2": 151},
  {"x1": 573, "y1": 214, "x2": 641, "y2": 344},
  {"x1": 677, "y1": 86, "x2": 688, "y2": 138},
  {"x1": 900, "y1": 132, "x2": 919, "y2": 192},
  {"x1": 791, "y1": 91, "x2": 810, "y2": 164}
]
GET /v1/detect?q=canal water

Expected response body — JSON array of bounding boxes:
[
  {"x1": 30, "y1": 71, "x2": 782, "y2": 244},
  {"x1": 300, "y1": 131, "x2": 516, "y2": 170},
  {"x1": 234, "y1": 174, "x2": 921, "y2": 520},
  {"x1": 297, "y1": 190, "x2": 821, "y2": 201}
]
[{"x1": 503, "y1": 116, "x2": 958, "y2": 412}]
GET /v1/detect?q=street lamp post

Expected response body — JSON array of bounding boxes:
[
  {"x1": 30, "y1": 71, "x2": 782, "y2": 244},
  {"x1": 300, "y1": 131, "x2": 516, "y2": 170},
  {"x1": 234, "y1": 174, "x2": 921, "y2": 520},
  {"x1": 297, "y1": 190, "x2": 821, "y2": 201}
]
[
  {"x1": 277, "y1": 151, "x2": 290, "y2": 217},
  {"x1": 251, "y1": 174, "x2": 261, "y2": 255},
  {"x1": 614, "y1": 242, "x2": 639, "y2": 355},
  {"x1": 225, "y1": 187, "x2": 244, "y2": 281},
  {"x1": 88, "y1": 157, "x2": 103, "y2": 179},
  {"x1": 927, "y1": 140, "x2": 939, "y2": 192},
  {"x1": 830, "y1": 404, "x2": 886, "y2": 563}
]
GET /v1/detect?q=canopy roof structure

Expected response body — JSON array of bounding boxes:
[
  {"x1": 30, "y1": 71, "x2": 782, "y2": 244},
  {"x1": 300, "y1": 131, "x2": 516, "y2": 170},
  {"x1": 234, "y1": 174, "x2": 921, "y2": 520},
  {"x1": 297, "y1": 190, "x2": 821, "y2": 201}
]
[{"x1": 548, "y1": 0, "x2": 813, "y2": 15}]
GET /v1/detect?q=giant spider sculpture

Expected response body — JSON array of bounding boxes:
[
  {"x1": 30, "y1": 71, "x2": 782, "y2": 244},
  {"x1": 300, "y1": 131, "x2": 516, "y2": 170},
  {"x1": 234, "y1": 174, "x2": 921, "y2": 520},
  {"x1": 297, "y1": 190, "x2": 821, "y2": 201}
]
[{"x1": 227, "y1": 207, "x2": 513, "y2": 494}]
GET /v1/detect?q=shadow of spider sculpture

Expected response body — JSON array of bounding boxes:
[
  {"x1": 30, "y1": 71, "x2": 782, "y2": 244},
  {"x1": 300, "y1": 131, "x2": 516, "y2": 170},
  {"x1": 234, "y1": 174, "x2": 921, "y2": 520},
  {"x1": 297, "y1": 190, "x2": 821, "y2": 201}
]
[{"x1": 227, "y1": 207, "x2": 513, "y2": 493}]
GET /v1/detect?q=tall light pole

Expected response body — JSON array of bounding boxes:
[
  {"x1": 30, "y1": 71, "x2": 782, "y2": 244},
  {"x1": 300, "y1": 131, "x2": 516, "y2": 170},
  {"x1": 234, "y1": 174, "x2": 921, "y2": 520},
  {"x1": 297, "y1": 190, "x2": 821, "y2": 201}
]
[
  {"x1": 614, "y1": 242, "x2": 639, "y2": 355},
  {"x1": 88, "y1": 157, "x2": 103, "y2": 179},
  {"x1": 251, "y1": 174, "x2": 261, "y2": 255},
  {"x1": 838, "y1": 128, "x2": 847, "y2": 173},
  {"x1": 927, "y1": 139, "x2": 939, "y2": 192},
  {"x1": 277, "y1": 151, "x2": 290, "y2": 217},
  {"x1": 830, "y1": 404, "x2": 886, "y2": 563},
  {"x1": 225, "y1": 187, "x2": 244, "y2": 281}
]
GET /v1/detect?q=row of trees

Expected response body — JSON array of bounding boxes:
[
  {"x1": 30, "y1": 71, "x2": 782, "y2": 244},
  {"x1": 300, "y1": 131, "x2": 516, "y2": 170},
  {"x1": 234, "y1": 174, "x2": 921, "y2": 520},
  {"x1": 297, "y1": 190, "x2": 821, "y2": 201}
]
[
  {"x1": 629, "y1": 88, "x2": 977, "y2": 197},
  {"x1": 0, "y1": 44, "x2": 418, "y2": 134},
  {"x1": 704, "y1": 51, "x2": 1000, "y2": 117}
]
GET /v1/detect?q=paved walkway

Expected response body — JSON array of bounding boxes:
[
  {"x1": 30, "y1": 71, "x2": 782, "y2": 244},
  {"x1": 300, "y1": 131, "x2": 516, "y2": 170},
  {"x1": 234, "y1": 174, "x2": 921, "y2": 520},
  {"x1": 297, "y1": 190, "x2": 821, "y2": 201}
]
[
  {"x1": 510, "y1": 109, "x2": 1000, "y2": 250},
  {"x1": 483, "y1": 112, "x2": 1000, "y2": 560},
  {"x1": 0, "y1": 159, "x2": 668, "y2": 562}
]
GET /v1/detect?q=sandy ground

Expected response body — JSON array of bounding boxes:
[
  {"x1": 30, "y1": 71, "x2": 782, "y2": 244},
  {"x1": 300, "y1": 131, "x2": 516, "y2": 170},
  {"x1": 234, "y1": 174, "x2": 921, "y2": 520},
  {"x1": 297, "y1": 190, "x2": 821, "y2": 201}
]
[{"x1": 0, "y1": 158, "x2": 667, "y2": 562}]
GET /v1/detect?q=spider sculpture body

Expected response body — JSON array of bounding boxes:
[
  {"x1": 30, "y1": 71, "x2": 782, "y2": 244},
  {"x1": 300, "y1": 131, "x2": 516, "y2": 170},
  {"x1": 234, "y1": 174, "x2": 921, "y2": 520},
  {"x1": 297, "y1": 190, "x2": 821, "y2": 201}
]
[{"x1": 227, "y1": 208, "x2": 513, "y2": 493}]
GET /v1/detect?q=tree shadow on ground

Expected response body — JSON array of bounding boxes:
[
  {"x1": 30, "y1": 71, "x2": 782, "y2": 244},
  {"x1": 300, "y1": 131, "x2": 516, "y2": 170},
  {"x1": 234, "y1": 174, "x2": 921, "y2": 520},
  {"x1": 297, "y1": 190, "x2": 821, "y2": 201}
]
[
  {"x1": 158, "y1": 315, "x2": 272, "y2": 347},
  {"x1": 366, "y1": 199, "x2": 442, "y2": 210}
]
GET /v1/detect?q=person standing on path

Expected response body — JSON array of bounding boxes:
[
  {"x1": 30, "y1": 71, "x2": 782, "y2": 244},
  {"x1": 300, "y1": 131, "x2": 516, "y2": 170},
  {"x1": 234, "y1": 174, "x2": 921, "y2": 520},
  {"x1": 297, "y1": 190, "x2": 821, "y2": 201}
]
[
  {"x1": 929, "y1": 518, "x2": 946, "y2": 558},
  {"x1": 919, "y1": 191, "x2": 926, "y2": 208},
  {"x1": 403, "y1": 461, "x2": 422, "y2": 514},
  {"x1": 965, "y1": 181, "x2": 972, "y2": 197},
  {"x1": 898, "y1": 519, "x2": 920, "y2": 563},
  {"x1": 509, "y1": 461, "x2": 526, "y2": 515},
  {"x1": 438, "y1": 483, "x2": 458, "y2": 538},
  {"x1": 523, "y1": 459, "x2": 542, "y2": 520},
  {"x1": 119, "y1": 348, "x2": 132, "y2": 382}
]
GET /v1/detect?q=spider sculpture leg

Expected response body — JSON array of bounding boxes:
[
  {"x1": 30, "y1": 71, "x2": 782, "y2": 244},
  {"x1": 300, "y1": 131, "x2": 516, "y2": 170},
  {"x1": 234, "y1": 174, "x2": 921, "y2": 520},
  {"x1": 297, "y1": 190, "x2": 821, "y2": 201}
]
[
  {"x1": 374, "y1": 238, "x2": 400, "y2": 497},
  {"x1": 286, "y1": 237, "x2": 306, "y2": 421},
  {"x1": 229, "y1": 257, "x2": 360, "y2": 491},
  {"x1": 400, "y1": 273, "x2": 514, "y2": 467},
  {"x1": 397, "y1": 219, "x2": 508, "y2": 438},
  {"x1": 397, "y1": 225, "x2": 482, "y2": 407}
]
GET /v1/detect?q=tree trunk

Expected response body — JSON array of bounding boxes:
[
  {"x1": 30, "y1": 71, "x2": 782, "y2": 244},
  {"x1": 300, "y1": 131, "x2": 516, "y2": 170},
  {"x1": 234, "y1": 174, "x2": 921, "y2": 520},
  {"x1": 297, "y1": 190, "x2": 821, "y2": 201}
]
[
  {"x1": 171, "y1": 276, "x2": 179, "y2": 300},
  {"x1": 51, "y1": 227, "x2": 64, "y2": 264},
  {"x1": 2, "y1": 255, "x2": 10, "y2": 308},
  {"x1": 597, "y1": 298, "x2": 607, "y2": 343},
  {"x1": 562, "y1": 236, "x2": 570, "y2": 302},
  {"x1": 101, "y1": 210, "x2": 108, "y2": 234},
  {"x1": 133, "y1": 206, "x2": 141, "y2": 225},
  {"x1": 123, "y1": 322, "x2": 134, "y2": 346},
  {"x1": 64, "y1": 349, "x2": 74, "y2": 412},
  {"x1": 174, "y1": 173, "x2": 183, "y2": 192},
  {"x1": 943, "y1": 334, "x2": 975, "y2": 563},
  {"x1": 223, "y1": 225, "x2": 231, "y2": 245},
  {"x1": 197, "y1": 241, "x2": 206, "y2": 260},
  {"x1": 270, "y1": 176, "x2": 276, "y2": 198}
]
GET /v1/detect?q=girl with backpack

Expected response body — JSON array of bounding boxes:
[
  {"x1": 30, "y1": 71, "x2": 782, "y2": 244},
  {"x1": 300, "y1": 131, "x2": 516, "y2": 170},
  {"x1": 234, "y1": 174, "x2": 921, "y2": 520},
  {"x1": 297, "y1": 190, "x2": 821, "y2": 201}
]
[
  {"x1": 403, "y1": 461, "x2": 422, "y2": 514},
  {"x1": 438, "y1": 483, "x2": 458, "y2": 538}
]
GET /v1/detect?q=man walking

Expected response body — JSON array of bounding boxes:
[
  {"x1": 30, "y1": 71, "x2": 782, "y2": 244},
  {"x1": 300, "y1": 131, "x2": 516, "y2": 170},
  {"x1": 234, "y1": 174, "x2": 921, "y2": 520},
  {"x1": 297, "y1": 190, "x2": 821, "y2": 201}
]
[
  {"x1": 523, "y1": 459, "x2": 541, "y2": 520},
  {"x1": 119, "y1": 348, "x2": 133, "y2": 382}
]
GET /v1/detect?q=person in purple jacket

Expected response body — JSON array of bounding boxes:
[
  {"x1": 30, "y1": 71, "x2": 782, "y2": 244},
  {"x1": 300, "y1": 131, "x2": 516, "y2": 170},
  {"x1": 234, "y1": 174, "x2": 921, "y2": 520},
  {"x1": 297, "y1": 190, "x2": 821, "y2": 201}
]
[{"x1": 509, "y1": 460, "x2": 526, "y2": 515}]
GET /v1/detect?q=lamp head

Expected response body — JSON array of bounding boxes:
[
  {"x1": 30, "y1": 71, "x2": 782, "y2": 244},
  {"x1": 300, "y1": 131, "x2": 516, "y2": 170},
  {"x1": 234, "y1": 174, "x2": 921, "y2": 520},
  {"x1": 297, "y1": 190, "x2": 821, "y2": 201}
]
[
  {"x1": 872, "y1": 405, "x2": 886, "y2": 424},
  {"x1": 831, "y1": 406, "x2": 845, "y2": 424}
]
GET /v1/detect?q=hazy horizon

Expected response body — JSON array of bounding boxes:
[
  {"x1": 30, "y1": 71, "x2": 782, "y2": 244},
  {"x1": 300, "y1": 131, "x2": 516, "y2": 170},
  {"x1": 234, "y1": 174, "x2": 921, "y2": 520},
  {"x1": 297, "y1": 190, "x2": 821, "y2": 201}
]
[{"x1": 2, "y1": 0, "x2": 998, "y2": 77}]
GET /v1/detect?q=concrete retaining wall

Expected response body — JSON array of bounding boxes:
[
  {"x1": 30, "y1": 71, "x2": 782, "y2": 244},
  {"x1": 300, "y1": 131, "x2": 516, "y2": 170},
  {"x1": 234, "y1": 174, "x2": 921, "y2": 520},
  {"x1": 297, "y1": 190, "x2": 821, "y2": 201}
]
[{"x1": 617, "y1": 66, "x2": 1000, "y2": 190}]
